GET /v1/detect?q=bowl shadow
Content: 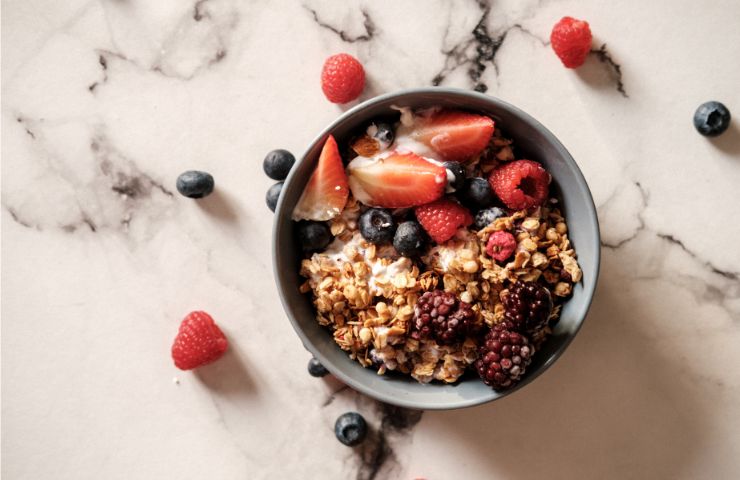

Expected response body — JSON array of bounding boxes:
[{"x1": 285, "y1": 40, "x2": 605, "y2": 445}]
[{"x1": 424, "y1": 257, "x2": 710, "y2": 478}]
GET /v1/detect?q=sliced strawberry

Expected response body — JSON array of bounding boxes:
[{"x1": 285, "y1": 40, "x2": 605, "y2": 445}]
[
  {"x1": 411, "y1": 110, "x2": 495, "y2": 162},
  {"x1": 347, "y1": 151, "x2": 446, "y2": 208},
  {"x1": 292, "y1": 135, "x2": 349, "y2": 221}
]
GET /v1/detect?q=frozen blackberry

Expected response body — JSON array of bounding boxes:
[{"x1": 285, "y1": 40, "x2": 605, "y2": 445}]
[
  {"x1": 412, "y1": 290, "x2": 477, "y2": 344},
  {"x1": 503, "y1": 281, "x2": 553, "y2": 334},
  {"x1": 475, "y1": 322, "x2": 534, "y2": 390}
]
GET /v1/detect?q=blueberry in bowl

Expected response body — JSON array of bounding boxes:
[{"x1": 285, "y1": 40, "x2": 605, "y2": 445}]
[{"x1": 273, "y1": 88, "x2": 600, "y2": 410}]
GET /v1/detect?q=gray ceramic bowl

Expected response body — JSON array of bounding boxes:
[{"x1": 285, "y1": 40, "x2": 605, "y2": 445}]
[{"x1": 273, "y1": 88, "x2": 600, "y2": 410}]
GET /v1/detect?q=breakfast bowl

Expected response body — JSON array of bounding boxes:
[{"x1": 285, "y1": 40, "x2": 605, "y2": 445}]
[{"x1": 272, "y1": 87, "x2": 600, "y2": 410}]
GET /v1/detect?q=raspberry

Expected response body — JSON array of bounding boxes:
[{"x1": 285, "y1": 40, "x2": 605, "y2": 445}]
[
  {"x1": 412, "y1": 290, "x2": 478, "y2": 344},
  {"x1": 171, "y1": 311, "x2": 228, "y2": 370},
  {"x1": 485, "y1": 231, "x2": 516, "y2": 262},
  {"x1": 475, "y1": 322, "x2": 535, "y2": 390},
  {"x1": 503, "y1": 281, "x2": 553, "y2": 334},
  {"x1": 415, "y1": 198, "x2": 473, "y2": 244},
  {"x1": 321, "y1": 53, "x2": 365, "y2": 104},
  {"x1": 488, "y1": 160, "x2": 550, "y2": 211},
  {"x1": 550, "y1": 16, "x2": 592, "y2": 68}
]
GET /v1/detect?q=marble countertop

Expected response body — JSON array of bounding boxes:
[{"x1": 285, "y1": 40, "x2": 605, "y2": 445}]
[{"x1": 3, "y1": 0, "x2": 740, "y2": 478}]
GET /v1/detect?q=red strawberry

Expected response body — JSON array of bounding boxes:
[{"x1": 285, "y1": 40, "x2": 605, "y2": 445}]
[
  {"x1": 550, "y1": 17, "x2": 592, "y2": 68},
  {"x1": 171, "y1": 311, "x2": 228, "y2": 370},
  {"x1": 410, "y1": 110, "x2": 494, "y2": 162},
  {"x1": 415, "y1": 198, "x2": 473, "y2": 244},
  {"x1": 347, "y1": 151, "x2": 446, "y2": 208},
  {"x1": 321, "y1": 53, "x2": 365, "y2": 104},
  {"x1": 488, "y1": 159, "x2": 550, "y2": 210},
  {"x1": 293, "y1": 135, "x2": 349, "y2": 221}
]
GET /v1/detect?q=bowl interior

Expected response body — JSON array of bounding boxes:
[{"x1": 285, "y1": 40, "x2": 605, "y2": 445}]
[{"x1": 273, "y1": 88, "x2": 600, "y2": 410}]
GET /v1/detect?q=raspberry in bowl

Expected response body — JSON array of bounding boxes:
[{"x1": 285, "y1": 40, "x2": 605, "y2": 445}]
[{"x1": 273, "y1": 88, "x2": 600, "y2": 410}]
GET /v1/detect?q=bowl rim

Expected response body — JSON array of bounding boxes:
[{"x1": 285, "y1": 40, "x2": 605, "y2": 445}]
[{"x1": 272, "y1": 87, "x2": 601, "y2": 410}]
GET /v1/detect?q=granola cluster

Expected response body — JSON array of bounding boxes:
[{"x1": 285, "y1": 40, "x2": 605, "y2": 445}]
[{"x1": 298, "y1": 126, "x2": 582, "y2": 384}]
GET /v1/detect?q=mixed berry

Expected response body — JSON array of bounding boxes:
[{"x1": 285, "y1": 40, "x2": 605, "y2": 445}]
[{"x1": 293, "y1": 106, "x2": 583, "y2": 390}]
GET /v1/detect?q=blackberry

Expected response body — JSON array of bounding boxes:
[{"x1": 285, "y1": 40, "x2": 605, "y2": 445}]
[
  {"x1": 475, "y1": 322, "x2": 534, "y2": 390},
  {"x1": 412, "y1": 290, "x2": 477, "y2": 344},
  {"x1": 503, "y1": 281, "x2": 553, "y2": 334}
]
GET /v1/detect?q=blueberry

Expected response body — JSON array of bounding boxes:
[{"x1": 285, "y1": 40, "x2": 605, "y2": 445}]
[
  {"x1": 693, "y1": 101, "x2": 731, "y2": 137},
  {"x1": 296, "y1": 221, "x2": 332, "y2": 251},
  {"x1": 334, "y1": 412, "x2": 368, "y2": 447},
  {"x1": 176, "y1": 170, "x2": 214, "y2": 199},
  {"x1": 307, "y1": 357, "x2": 329, "y2": 377},
  {"x1": 442, "y1": 161, "x2": 466, "y2": 192},
  {"x1": 266, "y1": 182, "x2": 283, "y2": 212},
  {"x1": 263, "y1": 149, "x2": 296, "y2": 180},
  {"x1": 474, "y1": 207, "x2": 506, "y2": 230},
  {"x1": 393, "y1": 221, "x2": 427, "y2": 257},
  {"x1": 359, "y1": 208, "x2": 396, "y2": 244},
  {"x1": 371, "y1": 122, "x2": 395, "y2": 147},
  {"x1": 458, "y1": 177, "x2": 495, "y2": 210}
]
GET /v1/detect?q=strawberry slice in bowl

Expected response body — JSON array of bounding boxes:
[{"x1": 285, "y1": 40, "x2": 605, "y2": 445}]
[
  {"x1": 347, "y1": 151, "x2": 447, "y2": 208},
  {"x1": 292, "y1": 135, "x2": 349, "y2": 221},
  {"x1": 410, "y1": 110, "x2": 495, "y2": 162}
]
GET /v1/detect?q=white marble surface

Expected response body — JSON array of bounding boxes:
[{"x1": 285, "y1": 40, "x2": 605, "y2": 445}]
[{"x1": 2, "y1": 0, "x2": 740, "y2": 478}]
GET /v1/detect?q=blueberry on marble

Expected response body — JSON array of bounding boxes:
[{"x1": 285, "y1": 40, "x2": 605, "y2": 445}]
[
  {"x1": 263, "y1": 149, "x2": 296, "y2": 180},
  {"x1": 359, "y1": 208, "x2": 396, "y2": 244},
  {"x1": 393, "y1": 221, "x2": 427, "y2": 258},
  {"x1": 266, "y1": 182, "x2": 283, "y2": 212},
  {"x1": 307, "y1": 357, "x2": 329, "y2": 377},
  {"x1": 442, "y1": 161, "x2": 466, "y2": 192},
  {"x1": 474, "y1": 207, "x2": 506, "y2": 230},
  {"x1": 693, "y1": 101, "x2": 731, "y2": 137},
  {"x1": 458, "y1": 177, "x2": 495, "y2": 210},
  {"x1": 176, "y1": 170, "x2": 214, "y2": 199},
  {"x1": 296, "y1": 221, "x2": 332, "y2": 251},
  {"x1": 334, "y1": 412, "x2": 368, "y2": 447}
]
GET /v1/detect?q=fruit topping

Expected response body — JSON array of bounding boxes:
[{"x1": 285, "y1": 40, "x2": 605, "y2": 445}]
[
  {"x1": 266, "y1": 182, "x2": 283, "y2": 212},
  {"x1": 488, "y1": 159, "x2": 550, "y2": 211},
  {"x1": 176, "y1": 170, "x2": 214, "y2": 199},
  {"x1": 412, "y1": 290, "x2": 478, "y2": 344},
  {"x1": 474, "y1": 206, "x2": 506, "y2": 230},
  {"x1": 358, "y1": 208, "x2": 396, "y2": 244},
  {"x1": 503, "y1": 281, "x2": 553, "y2": 334},
  {"x1": 410, "y1": 110, "x2": 494, "y2": 161},
  {"x1": 485, "y1": 230, "x2": 517, "y2": 262},
  {"x1": 296, "y1": 221, "x2": 333, "y2": 252},
  {"x1": 550, "y1": 16, "x2": 592, "y2": 68},
  {"x1": 693, "y1": 101, "x2": 731, "y2": 137},
  {"x1": 171, "y1": 311, "x2": 228, "y2": 370},
  {"x1": 442, "y1": 161, "x2": 466, "y2": 192},
  {"x1": 393, "y1": 221, "x2": 427, "y2": 257},
  {"x1": 415, "y1": 197, "x2": 473, "y2": 244},
  {"x1": 347, "y1": 151, "x2": 446, "y2": 208},
  {"x1": 321, "y1": 53, "x2": 365, "y2": 104},
  {"x1": 475, "y1": 321, "x2": 534, "y2": 390},
  {"x1": 458, "y1": 177, "x2": 496, "y2": 210},
  {"x1": 263, "y1": 149, "x2": 295, "y2": 181},
  {"x1": 334, "y1": 412, "x2": 368, "y2": 446},
  {"x1": 293, "y1": 135, "x2": 349, "y2": 221}
]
